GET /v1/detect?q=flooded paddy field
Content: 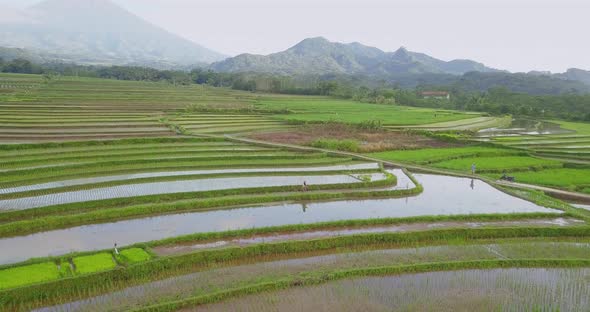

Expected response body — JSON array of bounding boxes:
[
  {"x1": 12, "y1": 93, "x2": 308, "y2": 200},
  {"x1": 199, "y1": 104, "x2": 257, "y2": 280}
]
[
  {"x1": 153, "y1": 217, "x2": 584, "y2": 256},
  {"x1": 36, "y1": 242, "x2": 590, "y2": 312},
  {"x1": 191, "y1": 268, "x2": 590, "y2": 312},
  {"x1": 0, "y1": 173, "x2": 562, "y2": 264},
  {"x1": 0, "y1": 163, "x2": 379, "y2": 195},
  {"x1": 0, "y1": 172, "x2": 387, "y2": 211}
]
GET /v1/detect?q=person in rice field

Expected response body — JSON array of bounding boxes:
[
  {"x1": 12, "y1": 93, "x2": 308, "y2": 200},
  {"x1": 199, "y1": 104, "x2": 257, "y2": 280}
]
[
  {"x1": 471, "y1": 163, "x2": 476, "y2": 175},
  {"x1": 114, "y1": 243, "x2": 119, "y2": 255},
  {"x1": 302, "y1": 181, "x2": 308, "y2": 192}
]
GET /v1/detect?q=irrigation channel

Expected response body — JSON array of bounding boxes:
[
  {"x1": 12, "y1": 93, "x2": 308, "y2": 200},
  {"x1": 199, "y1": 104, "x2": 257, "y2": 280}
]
[{"x1": 0, "y1": 170, "x2": 563, "y2": 265}]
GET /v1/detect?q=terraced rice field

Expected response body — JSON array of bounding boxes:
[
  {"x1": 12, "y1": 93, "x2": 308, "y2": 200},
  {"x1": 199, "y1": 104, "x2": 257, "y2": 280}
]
[
  {"x1": 477, "y1": 119, "x2": 590, "y2": 163},
  {"x1": 387, "y1": 115, "x2": 511, "y2": 131},
  {"x1": 254, "y1": 97, "x2": 480, "y2": 126},
  {"x1": 168, "y1": 114, "x2": 293, "y2": 135},
  {"x1": 1, "y1": 74, "x2": 589, "y2": 311},
  {"x1": 193, "y1": 268, "x2": 589, "y2": 311}
]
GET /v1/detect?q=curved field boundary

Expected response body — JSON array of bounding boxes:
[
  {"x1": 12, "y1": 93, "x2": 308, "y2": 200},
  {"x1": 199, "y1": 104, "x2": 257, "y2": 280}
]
[
  {"x1": 2, "y1": 228, "x2": 589, "y2": 309},
  {"x1": 0, "y1": 173, "x2": 388, "y2": 211},
  {"x1": 133, "y1": 259, "x2": 590, "y2": 312},
  {"x1": 0, "y1": 163, "x2": 380, "y2": 195},
  {"x1": 225, "y1": 135, "x2": 590, "y2": 203}
]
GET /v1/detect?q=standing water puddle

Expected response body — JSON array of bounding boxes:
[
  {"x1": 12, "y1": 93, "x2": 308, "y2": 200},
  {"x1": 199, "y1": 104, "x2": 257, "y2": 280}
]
[{"x1": 0, "y1": 173, "x2": 561, "y2": 265}]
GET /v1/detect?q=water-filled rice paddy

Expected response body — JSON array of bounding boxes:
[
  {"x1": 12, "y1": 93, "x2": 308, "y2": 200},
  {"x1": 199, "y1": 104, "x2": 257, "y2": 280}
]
[
  {"x1": 193, "y1": 268, "x2": 589, "y2": 312},
  {"x1": 0, "y1": 172, "x2": 387, "y2": 211},
  {"x1": 35, "y1": 243, "x2": 590, "y2": 312},
  {"x1": 0, "y1": 172, "x2": 561, "y2": 265}
]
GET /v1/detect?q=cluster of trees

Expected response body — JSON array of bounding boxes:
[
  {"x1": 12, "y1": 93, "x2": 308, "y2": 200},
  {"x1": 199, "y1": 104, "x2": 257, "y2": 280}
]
[{"x1": 0, "y1": 58, "x2": 43, "y2": 74}]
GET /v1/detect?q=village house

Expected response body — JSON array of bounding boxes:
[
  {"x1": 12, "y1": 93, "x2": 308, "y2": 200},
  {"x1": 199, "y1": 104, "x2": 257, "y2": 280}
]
[{"x1": 419, "y1": 91, "x2": 450, "y2": 100}]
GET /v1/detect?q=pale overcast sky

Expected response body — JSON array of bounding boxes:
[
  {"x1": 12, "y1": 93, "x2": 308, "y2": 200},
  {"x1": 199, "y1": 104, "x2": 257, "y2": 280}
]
[{"x1": 0, "y1": 0, "x2": 588, "y2": 73}]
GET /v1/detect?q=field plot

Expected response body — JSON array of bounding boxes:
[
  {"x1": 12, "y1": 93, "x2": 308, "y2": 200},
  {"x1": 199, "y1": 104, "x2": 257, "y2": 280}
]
[
  {"x1": 0, "y1": 74, "x2": 589, "y2": 311},
  {"x1": 0, "y1": 73, "x2": 264, "y2": 142},
  {"x1": 432, "y1": 156, "x2": 562, "y2": 173},
  {"x1": 194, "y1": 268, "x2": 589, "y2": 312},
  {"x1": 368, "y1": 145, "x2": 521, "y2": 164},
  {"x1": 168, "y1": 113, "x2": 293, "y2": 135},
  {"x1": 479, "y1": 119, "x2": 590, "y2": 162},
  {"x1": 254, "y1": 97, "x2": 480, "y2": 126},
  {"x1": 387, "y1": 115, "x2": 511, "y2": 131}
]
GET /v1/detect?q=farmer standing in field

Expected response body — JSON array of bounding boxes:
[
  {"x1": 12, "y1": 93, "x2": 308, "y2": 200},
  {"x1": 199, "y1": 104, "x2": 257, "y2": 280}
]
[{"x1": 471, "y1": 163, "x2": 476, "y2": 175}]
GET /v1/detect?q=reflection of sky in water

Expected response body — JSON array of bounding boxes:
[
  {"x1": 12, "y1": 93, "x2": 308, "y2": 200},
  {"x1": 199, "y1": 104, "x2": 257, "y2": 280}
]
[
  {"x1": 0, "y1": 174, "x2": 560, "y2": 265},
  {"x1": 477, "y1": 119, "x2": 573, "y2": 137},
  {"x1": 0, "y1": 163, "x2": 379, "y2": 194},
  {"x1": 0, "y1": 173, "x2": 384, "y2": 211}
]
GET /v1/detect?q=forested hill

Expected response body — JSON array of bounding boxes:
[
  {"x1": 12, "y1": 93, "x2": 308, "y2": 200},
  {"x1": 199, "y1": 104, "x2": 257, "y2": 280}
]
[{"x1": 211, "y1": 37, "x2": 499, "y2": 76}]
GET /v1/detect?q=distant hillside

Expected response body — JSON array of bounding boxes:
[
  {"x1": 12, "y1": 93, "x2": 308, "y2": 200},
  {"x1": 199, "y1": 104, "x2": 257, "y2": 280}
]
[
  {"x1": 211, "y1": 37, "x2": 500, "y2": 76},
  {"x1": 554, "y1": 68, "x2": 590, "y2": 86},
  {"x1": 0, "y1": 0, "x2": 226, "y2": 68},
  {"x1": 452, "y1": 71, "x2": 590, "y2": 95}
]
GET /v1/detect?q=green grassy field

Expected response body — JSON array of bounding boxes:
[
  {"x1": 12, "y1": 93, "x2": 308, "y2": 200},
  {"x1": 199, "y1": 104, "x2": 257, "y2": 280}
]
[
  {"x1": 0, "y1": 262, "x2": 59, "y2": 290},
  {"x1": 255, "y1": 97, "x2": 480, "y2": 126},
  {"x1": 432, "y1": 156, "x2": 562, "y2": 173},
  {"x1": 509, "y1": 168, "x2": 590, "y2": 191},
  {"x1": 116, "y1": 248, "x2": 152, "y2": 264},
  {"x1": 73, "y1": 253, "x2": 116, "y2": 275},
  {"x1": 367, "y1": 146, "x2": 520, "y2": 164}
]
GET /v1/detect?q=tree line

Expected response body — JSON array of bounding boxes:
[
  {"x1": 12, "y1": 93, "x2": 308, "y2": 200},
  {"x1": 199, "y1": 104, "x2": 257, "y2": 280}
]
[{"x1": 1, "y1": 58, "x2": 589, "y2": 121}]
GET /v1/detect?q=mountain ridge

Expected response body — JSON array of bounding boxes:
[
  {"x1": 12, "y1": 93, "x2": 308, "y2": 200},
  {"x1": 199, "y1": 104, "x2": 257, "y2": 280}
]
[{"x1": 211, "y1": 37, "x2": 500, "y2": 76}]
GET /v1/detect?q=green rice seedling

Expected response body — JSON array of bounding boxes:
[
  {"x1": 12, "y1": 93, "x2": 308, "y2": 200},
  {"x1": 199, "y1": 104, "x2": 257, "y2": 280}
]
[
  {"x1": 0, "y1": 262, "x2": 59, "y2": 290},
  {"x1": 431, "y1": 156, "x2": 563, "y2": 173},
  {"x1": 115, "y1": 248, "x2": 152, "y2": 265},
  {"x1": 368, "y1": 146, "x2": 521, "y2": 164},
  {"x1": 72, "y1": 253, "x2": 117, "y2": 275}
]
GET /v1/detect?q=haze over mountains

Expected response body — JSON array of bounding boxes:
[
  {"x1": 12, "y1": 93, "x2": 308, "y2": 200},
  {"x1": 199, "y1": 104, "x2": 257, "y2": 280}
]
[
  {"x1": 212, "y1": 37, "x2": 499, "y2": 76},
  {"x1": 0, "y1": 0, "x2": 226, "y2": 67},
  {"x1": 0, "y1": 0, "x2": 589, "y2": 92}
]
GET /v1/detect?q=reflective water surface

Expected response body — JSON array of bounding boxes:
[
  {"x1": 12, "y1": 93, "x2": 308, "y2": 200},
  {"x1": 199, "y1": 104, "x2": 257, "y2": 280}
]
[
  {"x1": 193, "y1": 268, "x2": 590, "y2": 312},
  {"x1": 0, "y1": 173, "x2": 560, "y2": 265}
]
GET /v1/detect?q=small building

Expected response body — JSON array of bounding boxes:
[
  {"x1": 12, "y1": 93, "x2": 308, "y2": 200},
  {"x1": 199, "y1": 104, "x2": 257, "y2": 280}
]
[{"x1": 420, "y1": 91, "x2": 450, "y2": 100}]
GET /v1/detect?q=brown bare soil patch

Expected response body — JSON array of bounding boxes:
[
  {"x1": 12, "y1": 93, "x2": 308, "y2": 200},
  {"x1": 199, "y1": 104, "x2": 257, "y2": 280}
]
[{"x1": 249, "y1": 124, "x2": 458, "y2": 152}]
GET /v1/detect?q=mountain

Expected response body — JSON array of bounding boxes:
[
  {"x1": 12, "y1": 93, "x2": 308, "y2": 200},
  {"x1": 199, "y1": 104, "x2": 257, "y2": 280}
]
[
  {"x1": 0, "y1": 0, "x2": 226, "y2": 67},
  {"x1": 211, "y1": 37, "x2": 499, "y2": 76}
]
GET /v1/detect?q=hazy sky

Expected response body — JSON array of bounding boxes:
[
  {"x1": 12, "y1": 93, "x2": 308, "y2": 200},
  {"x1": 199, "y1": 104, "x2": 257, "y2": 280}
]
[{"x1": 1, "y1": 0, "x2": 588, "y2": 72}]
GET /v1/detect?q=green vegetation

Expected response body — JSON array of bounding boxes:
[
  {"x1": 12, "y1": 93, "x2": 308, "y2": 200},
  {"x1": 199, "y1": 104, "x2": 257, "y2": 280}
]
[
  {"x1": 2, "y1": 229, "x2": 589, "y2": 309},
  {"x1": 510, "y1": 168, "x2": 590, "y2": 191},
  {"x1": 432, "y1": 156, "x2": 562, "y2": 173},
  {"x1": 116, "y1": 248, "x2": 152, "y2": 265},
  {"x1": 0, "y1": 262, "x2": 59, "y2": 290},
  {"x1": 368, "y1": 146, "x2": 520, "y2": 164},
  {"x1": 256, "y1": 97, "x2": 477, "y2": 126},
  {"x1": 1, "y1": 73, "x2": 590, "y2": 310},
  {"x1": 72, "y1": 253, "x2": 116, "y2": 275},
  {"x1": 310, "y1": 138, "x2": 360, "y2": 152}
]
